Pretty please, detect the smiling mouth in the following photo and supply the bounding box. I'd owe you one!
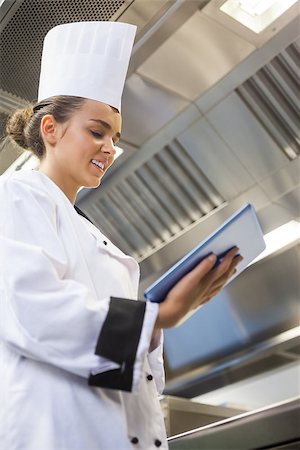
[91,159,105,172]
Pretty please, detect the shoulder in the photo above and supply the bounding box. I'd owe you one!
[0,170,56,204]
[1,169,49,192]
[0,170,59,224]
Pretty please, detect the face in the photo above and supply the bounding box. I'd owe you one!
[40,99,121,201]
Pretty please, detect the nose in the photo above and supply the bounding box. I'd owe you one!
[101,139,116,157]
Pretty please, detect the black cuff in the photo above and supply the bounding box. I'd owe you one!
[88,365,134,392]
[88,297,146,392]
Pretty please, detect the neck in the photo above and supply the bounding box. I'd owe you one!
[38,163,78,204]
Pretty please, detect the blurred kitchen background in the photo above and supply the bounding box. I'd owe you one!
[1,1,299,448]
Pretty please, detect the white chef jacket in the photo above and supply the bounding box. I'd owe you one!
[0,170,168,450]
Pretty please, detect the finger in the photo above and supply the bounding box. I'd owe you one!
[218,248,242,271]
[202,284,224,305]
[169,253,217,296]
[206,253,242,292]
[221,247,241,264]
[212,253,243,286]
[183,253,217,285]
[204,267,238,303]
[210,266,238,291]
[207,248,240,283]
[223,254,243,276]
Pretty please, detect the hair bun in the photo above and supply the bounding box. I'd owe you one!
[6,105,34,149]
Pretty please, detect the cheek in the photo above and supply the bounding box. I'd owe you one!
[68,133,91,159]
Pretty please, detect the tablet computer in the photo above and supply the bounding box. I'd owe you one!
[144,203,265,303]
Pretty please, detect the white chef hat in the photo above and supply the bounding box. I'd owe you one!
[38,21,137,111]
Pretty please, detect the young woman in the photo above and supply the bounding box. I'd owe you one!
[0,22,242,450]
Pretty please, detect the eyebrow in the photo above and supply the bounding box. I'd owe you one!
[89,119,121,139]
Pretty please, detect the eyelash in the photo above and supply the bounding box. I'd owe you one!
[91,130,118,146]
[91,131,103,138]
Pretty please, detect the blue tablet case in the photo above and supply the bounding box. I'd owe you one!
[144,203,266,303]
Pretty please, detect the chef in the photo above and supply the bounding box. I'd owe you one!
[0,21,241,450]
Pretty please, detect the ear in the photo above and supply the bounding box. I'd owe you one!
[40,114,58,145]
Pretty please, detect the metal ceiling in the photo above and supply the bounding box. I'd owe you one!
[1,0,300,398]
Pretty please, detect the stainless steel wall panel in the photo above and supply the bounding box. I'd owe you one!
[257,203,295,235]
[121,73,189,147]
[276,186,300,218]
[177,117,255,199]
[259,157,300,203]
[137,11,254,101]
[207,92,288,181]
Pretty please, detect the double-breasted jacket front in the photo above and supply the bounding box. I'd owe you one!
[0,170,168,449]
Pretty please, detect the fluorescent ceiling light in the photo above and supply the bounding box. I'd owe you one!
[239,0,279,16]
[249,220,300,266]
[220,0,298,33]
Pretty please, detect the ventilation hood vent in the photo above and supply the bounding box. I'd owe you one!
[237,42,300,160]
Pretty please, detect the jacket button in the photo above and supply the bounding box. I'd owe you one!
[131,437,139,444]
[103,240,107,245]
[154,439,162,447]
[146,374,153,381]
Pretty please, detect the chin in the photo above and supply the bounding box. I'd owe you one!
[86,178,102,189]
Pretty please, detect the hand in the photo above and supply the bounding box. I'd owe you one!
[155,248,243,328]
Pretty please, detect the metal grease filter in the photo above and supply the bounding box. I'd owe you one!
[0,0,126,101]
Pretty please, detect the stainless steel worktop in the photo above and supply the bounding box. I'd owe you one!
[160,395,244,437]
[168,396,300,449]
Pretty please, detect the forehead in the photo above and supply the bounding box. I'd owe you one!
[76,98,122,130]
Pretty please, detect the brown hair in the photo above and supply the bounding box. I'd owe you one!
[6,96,85,159]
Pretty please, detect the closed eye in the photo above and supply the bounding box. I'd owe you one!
[91,131,103,138]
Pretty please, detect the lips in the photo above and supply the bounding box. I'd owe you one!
[91,159,105,171]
